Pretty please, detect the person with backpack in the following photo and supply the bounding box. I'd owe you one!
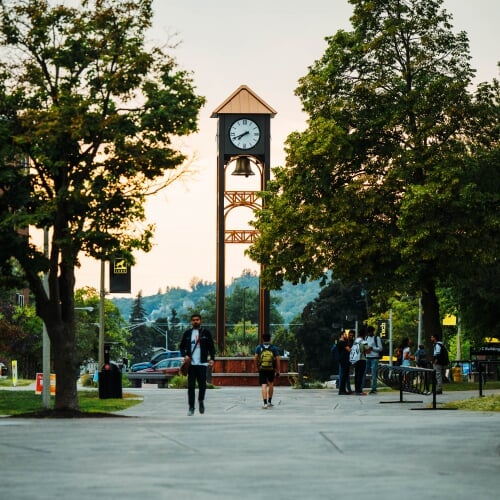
[415,344,428,368]
[431,334,449,394]
[254,333,281,409]
[351,329,371,396]
[365,326,383,394]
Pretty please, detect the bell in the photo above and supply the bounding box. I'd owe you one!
[231,157,255,177]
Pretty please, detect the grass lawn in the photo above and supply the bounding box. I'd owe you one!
[444,394,500,411]
[0,378,142,416]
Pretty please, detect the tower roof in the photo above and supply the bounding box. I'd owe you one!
[211,85,277,118]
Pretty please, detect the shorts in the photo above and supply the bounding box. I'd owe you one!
[259,370,275,385]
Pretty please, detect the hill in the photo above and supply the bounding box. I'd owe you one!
[111,276,323,326]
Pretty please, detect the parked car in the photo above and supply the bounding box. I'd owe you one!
[137,357,184,375]
[130,350,181,372]
[0,362,7,376]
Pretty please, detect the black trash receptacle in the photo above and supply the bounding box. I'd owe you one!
[98,362,123,399]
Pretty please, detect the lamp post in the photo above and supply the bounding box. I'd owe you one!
[417,298,423,347]
[243,287,249,343]
[98,260,105,369]
[42,227,50,409]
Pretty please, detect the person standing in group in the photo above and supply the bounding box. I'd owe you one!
[415,344,430,391]
[352,329,371,396]
[346,329,356,393]
[365,326,383,394]
[337,330,352,395]
[401,337,415,366]
[179,313,216,416]
[415,344,427,368]
[431,334,448,394]
[254,333,281,409]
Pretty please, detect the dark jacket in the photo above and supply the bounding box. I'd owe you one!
[337,339,350,365]
[179,328,216,364]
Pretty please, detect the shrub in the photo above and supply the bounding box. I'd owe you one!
[80,373,94,387]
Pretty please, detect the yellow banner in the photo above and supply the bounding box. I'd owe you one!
[442,314,457,326]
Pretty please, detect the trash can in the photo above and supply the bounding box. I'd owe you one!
[98,343,123,399]
[452,364,462,383]
[98,363,123,399]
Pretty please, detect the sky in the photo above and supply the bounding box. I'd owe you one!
[74,0,499,297]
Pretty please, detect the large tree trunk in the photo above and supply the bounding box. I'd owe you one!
[420,279,442,357]
[37,257,80,412]
[51,322,79,410]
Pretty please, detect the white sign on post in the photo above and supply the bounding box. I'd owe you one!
[12,360,17,387]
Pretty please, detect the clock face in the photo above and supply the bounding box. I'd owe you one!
[229,118,260,150]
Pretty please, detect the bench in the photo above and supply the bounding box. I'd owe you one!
[126,372,174,388]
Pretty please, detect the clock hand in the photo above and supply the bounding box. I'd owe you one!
[235,130,249,140]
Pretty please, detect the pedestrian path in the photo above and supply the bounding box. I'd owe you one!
[1,386,499,500]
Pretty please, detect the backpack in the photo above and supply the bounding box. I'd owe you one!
[258,345,275,371]
[436,342,449,365]
[349,341,361,365]
[415,348,427,367]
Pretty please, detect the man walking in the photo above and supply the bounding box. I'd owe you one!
[179,313,216,416]
[365,325,383,394]
[254,333,281,409]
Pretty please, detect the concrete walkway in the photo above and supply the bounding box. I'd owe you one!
[1,385,499,500]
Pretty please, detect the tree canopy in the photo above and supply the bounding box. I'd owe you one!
[248,0,499,347]
[0,0,205,410]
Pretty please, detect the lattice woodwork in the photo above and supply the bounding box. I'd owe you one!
[224,229,259,243]
[224,191,261,212]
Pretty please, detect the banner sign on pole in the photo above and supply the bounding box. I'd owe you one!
[377,320,389,338]
[109,258,131,293]
[12,360,17,387]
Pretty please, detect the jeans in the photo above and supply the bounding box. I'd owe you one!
[338,361,351,393]
[365,357,379,391]
[433,363,444,392]
[187,364,208,408]
[354,360,366,394]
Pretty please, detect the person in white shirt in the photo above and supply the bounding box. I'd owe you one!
[365,326,383,393]
[179,314,216,416]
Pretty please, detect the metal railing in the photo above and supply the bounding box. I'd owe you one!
[377,364,439,409]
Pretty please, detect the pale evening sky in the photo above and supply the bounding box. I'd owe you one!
[73,0,499,297]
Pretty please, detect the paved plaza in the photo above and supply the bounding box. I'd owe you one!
[1,385,499,500]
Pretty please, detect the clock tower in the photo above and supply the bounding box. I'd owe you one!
[211,86,276,351]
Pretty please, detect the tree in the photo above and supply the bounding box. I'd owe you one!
[0,303,43,378]
[248,0,498,355]
[127,291,154,363]
[296,281,368,381]
[169,308,182,349]
[74,286,130,367]
[0,0,205,410]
